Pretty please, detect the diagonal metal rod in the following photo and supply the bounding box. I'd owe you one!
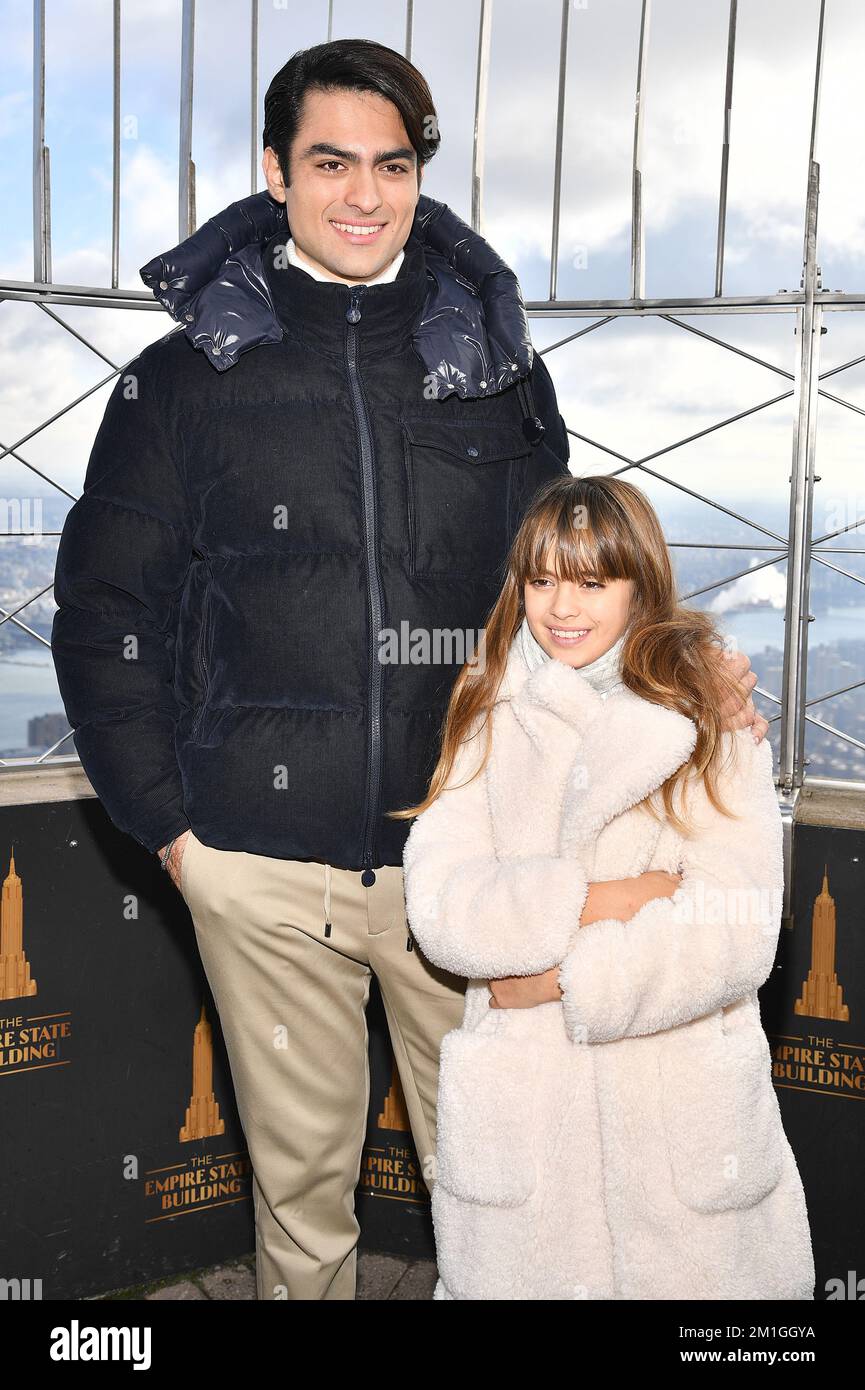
[538,318,616,356]
[0,365,123,463]
[808,552,865,587]
[803,711,865,755]
[807,677,865,706]
[661,312,793,380]
[36,302,120,369]
[0,592,54,647]
[0,441,78,501]
[812,515,865,545]
[679,552,788,603]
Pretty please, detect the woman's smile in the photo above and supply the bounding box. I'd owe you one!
[546,625,593,648]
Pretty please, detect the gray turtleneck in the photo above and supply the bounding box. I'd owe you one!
[517,614,626,699]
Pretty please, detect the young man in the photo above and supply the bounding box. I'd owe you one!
[51,39,766,1300]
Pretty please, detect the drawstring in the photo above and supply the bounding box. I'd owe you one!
[319,862,413,951]
[516,375,546,446]
[323,863,332,937]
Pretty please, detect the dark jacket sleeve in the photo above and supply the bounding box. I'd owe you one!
[529,348,570,471]
[51,345,193,854]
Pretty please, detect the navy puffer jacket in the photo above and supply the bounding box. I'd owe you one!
[51,193,570,877]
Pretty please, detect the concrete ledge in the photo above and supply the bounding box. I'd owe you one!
[0,760,96,807]
[794,783,865,831]
[3,761,865,833]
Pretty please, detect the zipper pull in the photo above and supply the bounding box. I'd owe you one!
[345,285,364,324]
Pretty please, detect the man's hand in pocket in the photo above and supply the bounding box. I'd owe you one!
[157,830,192,893]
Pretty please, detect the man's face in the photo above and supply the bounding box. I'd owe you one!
[262,86,424,285]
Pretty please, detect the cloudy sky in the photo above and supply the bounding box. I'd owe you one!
[1,0,864,546]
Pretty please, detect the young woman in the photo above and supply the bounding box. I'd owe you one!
[396,475,815,1301]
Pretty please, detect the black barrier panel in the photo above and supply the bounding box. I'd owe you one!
[2,798,860,1300]
[759,822,865,1303]
[0,797,433,1301]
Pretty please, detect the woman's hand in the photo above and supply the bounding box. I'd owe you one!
[488,870,684,1009]
[488,967,563,1009]
[580,870,682,926]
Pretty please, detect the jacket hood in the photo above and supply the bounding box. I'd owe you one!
[139,191,538,408]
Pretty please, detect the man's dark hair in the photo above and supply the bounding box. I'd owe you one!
[263,38,440,187]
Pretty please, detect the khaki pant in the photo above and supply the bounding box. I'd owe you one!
[180,828,467,1300]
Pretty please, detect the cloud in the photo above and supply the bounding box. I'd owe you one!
[708,560,788,614]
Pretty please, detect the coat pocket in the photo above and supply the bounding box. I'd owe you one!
[399,416,531,576]
[658,1017,785,1213]
[435,1026,538,1207]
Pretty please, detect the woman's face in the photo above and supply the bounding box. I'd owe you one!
[523,555,634,669]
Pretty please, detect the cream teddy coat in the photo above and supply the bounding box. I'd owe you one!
[402,637,815,1300]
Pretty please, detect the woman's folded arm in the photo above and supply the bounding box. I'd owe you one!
[557,730,784,1044]
[402,726,591,979]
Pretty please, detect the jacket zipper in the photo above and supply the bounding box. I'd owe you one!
[345,285,382,886]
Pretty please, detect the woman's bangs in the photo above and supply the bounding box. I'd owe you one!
[516,502,622,586]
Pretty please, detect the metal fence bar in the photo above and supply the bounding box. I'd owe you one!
[630,0,651,300]
[178,0,196,239]
[250,0,258,195]
[111,0,121,288]
[32,0,50,285]
[405,0,414,61]
[524,292,865,313]
[6,280,865,313]
[714,0,737,297]
[778,0,827,794]
[548,0,571,302]
[471,0,493,233]
[5,0,864,795]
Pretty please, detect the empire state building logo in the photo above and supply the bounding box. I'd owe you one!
[377,1056,410,1132]
[179,1003,225,1142]
[794,866,849,1022]
[0,848,37,1000]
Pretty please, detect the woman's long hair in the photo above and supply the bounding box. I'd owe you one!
[388,474,752,835]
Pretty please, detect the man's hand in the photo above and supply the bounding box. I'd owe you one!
[157,830,192,893]
[715,647,768,744]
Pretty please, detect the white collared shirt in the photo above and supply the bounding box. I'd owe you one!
[286,236,405,285]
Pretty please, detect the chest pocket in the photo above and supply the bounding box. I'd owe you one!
[400,415,532,575]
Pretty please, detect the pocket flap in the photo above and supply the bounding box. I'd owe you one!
[435,1026,537,1207]
[401,417,532,465]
